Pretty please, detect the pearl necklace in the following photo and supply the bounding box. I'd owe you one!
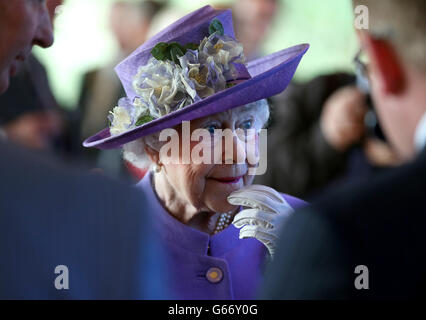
[213,212,233,235]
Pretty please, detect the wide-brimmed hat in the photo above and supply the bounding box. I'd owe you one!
[83,5,309,150]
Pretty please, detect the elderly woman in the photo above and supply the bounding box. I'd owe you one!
[84,6,309,299]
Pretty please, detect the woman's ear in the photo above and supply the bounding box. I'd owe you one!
[144,144,160,164]
[362,33,406,95]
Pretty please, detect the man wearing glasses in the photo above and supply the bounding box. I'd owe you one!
[262,0,426,299]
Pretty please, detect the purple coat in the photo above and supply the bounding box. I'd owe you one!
[136,172,306,299]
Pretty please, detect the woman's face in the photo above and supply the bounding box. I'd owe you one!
[158,102,268,214]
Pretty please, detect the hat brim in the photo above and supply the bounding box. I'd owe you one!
[83,43,309,150]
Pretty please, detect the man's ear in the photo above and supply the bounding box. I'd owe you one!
[144,144,160,164]
[362,33,405,95]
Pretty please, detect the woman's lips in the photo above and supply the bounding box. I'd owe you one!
[211,176,243,184]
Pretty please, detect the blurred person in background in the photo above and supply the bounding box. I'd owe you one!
[262,0,426,299]
[255,72,401,199]
[78,0,165,180]
[0,0,165,299]
[233,0,278,60]
[145,1,185,39]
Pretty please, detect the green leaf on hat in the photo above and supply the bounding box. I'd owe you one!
[151,42,171,61]
[135,114,155,126]
[184,43,199,51]
[169,42,185,53]
[209,18,224,36]
[169,42,185,64]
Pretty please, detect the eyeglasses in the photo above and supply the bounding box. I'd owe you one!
[353,49,387,141]
[353,49,371,94]
[196,128,260,148]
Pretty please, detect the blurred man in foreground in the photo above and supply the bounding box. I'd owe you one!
[262,0,426,299]
[0,0,164,299]
[0,0,53,93]
[0,1,65,153]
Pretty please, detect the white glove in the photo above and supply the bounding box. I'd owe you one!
[227,185,294,259]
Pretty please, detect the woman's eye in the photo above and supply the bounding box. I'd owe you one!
[205,124,220,134]
[240,120,253,130]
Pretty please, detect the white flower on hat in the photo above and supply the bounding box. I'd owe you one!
[109,97,150,135]
[179,49,218,98]
[109,105,132,136]
[199,33,245,81]
[133,58,196,118]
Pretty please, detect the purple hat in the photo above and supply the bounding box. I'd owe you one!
[83,5,309,150]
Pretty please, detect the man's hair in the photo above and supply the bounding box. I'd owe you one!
[353,0,426,73]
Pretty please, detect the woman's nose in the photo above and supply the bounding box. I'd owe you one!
[234,134,247,164]
[222,130,246,164]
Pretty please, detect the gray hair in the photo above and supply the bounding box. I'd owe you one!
[122,99,270,170]
[352,0,426,73]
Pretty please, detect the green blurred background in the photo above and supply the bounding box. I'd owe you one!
[34,0,358,110]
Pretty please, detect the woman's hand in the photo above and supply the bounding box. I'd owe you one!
[227,185,294,259]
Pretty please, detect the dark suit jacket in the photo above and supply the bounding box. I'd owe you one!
[261,149,426,299]
[0,141,166,299]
